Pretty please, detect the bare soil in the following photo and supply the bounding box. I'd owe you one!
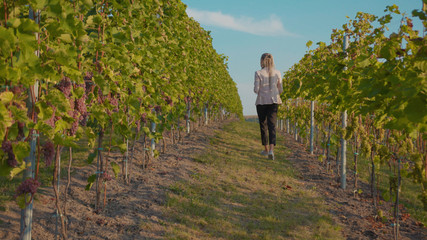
[0,119,229,240]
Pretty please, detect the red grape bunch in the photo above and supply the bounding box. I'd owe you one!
[17,122,25,141]
[15,178,40,198]
[84,72,95,94]
[56,77,72,98]
[1,140,18,167]
[184,96,191,104]
[108,95,119,112]
[42,141,55,167]
[70,110,80,136]
[163,95,173,107]
[141,112,147,124]
[101,172,112,182]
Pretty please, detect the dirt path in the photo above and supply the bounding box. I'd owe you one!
[282,132,427,240]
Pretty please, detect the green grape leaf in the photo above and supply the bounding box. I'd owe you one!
[7,18,21,28]
[8,123,19,141]
[87,151,97,164]
[34,0,48,10]
[18,19,39,33]
[58,34,72,43]
[0,28,17,53]
[16,194,27,209]
[9,162,28,179]
[414,60,427,72]
[82,0,94,8]
[0,91,14,104]
[85,174,97,191]
[0,159,13,177]
[404,97,426,123]
[9,105,28,123]
[110,162,120,179]
[12,142,30,164]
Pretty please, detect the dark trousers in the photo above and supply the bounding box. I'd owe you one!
[256,104,278,146]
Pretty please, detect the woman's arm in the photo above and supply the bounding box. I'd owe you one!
[254,71,260,94]
[277,71,283,95]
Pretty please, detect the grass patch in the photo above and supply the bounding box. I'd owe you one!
[163,120,343,239]
[351,153,427,225]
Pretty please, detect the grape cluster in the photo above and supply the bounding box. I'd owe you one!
[141,113,147,123]
[184,96,191,104]
[154,105,162,113]
[55,115,62,122]
[84,72,95,94]
[11,85,25,96]
[45,115,55,128]
[15,178,40,197]
[79,114,88,126]
[76,92,89,127]
[109,95,119,112]
[75,97,87,116]
[42,141,55,167]
[45,105,57,128]
[2,140,17,167]
[71,84,89,132]
[97,88,107,104]
[101,172,112,182]
[17,121,25,141]
[84,71,93,81]
[56,77,72,98]
[69,110,79,135]
[163,95,173,107]
[69,98,75,112]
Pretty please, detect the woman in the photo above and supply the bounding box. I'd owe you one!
[254,53,283,160]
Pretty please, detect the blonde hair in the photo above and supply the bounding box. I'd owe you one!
[260,53,275,90]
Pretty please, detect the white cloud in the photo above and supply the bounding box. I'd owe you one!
[186,8,297,37]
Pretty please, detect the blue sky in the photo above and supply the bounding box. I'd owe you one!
[181,0,425,116]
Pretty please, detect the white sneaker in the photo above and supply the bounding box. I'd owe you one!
[260,150,268,156]
[268,151,274,160]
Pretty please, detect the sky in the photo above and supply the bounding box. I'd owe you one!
[180,0,425,116]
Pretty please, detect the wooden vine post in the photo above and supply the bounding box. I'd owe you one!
[150,110,156,158]
[310,101,315,155]
[186,100,191,134]
[204,102,209,125]
[340,34,349,190]
[20,7,40,240]
[294,99,298,141]
[286,103,290,134]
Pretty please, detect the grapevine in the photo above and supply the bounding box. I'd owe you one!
[280,4,426,238]
[0,0,242,239]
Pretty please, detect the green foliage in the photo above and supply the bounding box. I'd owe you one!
[0,0,242,210]
[85,174,97,191]
[110,162,120,179]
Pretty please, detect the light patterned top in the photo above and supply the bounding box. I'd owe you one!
[254,68,283,105]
